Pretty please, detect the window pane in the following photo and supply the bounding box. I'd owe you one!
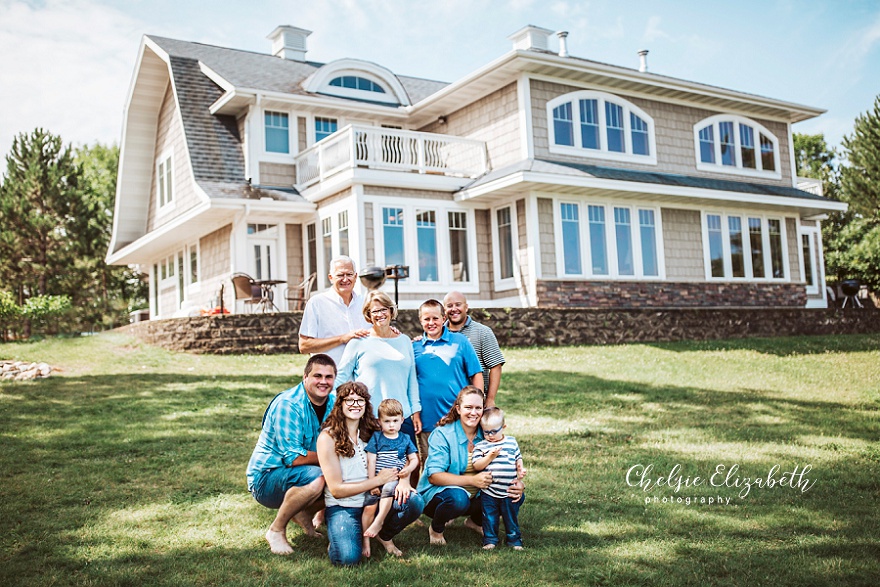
[383,208,405,266]
[416,210,438,282]
[497,207,514,280]
[579,99,600,149]
[606,102,625,153]
[178,252,185,305]
[631,114,650,156]
[707,214,724,277]
[699,126,715,164]
[748,217,765,278]
[553,103,574,146]
[740,124,756,169]
[760,134,775,171]
[588,205,608,275]
[768,219,784,278]
[802,234,815,287]
[190,248,198,284]
[639,209,658,276]
[448,211,470,282]
[315,117,337,142]
[322,217,332,273]
[338,211,349,257]
[265,111,289,153]
[306,223,317,287]
[728,216,745,277]
[560,203,582,275]
[719,121,735,166]
[614,207,633,275]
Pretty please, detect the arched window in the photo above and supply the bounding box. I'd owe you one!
[547,91,656,165]
[328,75,386,94]
[694,115,780,178]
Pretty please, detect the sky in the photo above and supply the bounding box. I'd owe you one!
[1,0,879,163]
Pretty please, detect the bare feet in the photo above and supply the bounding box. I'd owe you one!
[428,527,447,545]
[445,518,456,527]
[464,518,484,536]
[265,528,294,555]
[311,509,325,530]
[377,536,403,557]
[363,520,383,538]
[293,511,322,538]
[482,543,496,550]
[513,545,524,551]
[362,536,371,558]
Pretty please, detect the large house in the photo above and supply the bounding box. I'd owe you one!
[107,24,846,317]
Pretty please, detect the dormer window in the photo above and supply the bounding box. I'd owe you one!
[547,91,656,165]
[329,76,386,94]
[694,115,780,178]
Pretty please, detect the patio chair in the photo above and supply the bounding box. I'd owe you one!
[285,272,317,311]
[231,273,262,313]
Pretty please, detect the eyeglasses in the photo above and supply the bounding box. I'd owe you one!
[333,272,355,280]
[370,308,390,316]
[344,397,366,407]
[483,425,504,436]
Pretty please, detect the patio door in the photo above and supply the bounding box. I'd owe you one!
[800,227,820,296]
[249,240,276,281]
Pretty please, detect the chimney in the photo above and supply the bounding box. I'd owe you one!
[638,49,649,73]
[508,25,554,52]
[557,31,569,57]
[267,25,312,61]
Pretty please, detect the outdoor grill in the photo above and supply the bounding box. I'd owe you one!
[840,279,863,308]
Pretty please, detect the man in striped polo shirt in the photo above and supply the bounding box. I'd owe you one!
[443,291,505,407]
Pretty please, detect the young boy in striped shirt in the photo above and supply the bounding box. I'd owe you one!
[472,407,525,550]
[363,399,419,542]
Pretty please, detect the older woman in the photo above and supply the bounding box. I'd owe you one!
[317,381,424,565]
[416,386,524,545]
[335,290,421,450]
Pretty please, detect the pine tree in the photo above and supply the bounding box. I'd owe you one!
[840,96,880,217]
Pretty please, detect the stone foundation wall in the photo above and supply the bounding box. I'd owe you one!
[122,307,880,355]
[537,280,807,308]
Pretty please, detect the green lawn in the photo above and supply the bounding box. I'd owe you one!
[1,333,878,586]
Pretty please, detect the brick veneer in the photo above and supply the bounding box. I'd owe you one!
[123,307,880,355]
[537,280,808,308]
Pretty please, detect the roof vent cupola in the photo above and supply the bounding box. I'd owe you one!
[508,25,554,52]
[268,25,312,61]
[638,49,649,73]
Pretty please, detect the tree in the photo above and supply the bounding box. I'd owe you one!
[840,96,880,217]
[0,130,146,336]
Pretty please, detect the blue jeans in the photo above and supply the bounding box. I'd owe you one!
[424,487,482,533]
[482,493,524,547]
[326,492,425,566]
[251,465,323,509]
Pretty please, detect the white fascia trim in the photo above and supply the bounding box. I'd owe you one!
[199,62,234,94]
[209,86,410,119]
[303,58,411,106]
[525,194,541,303]
[208,197,316,214]
[108,200,212,265]
[299,169,467,203]
[517,74,534,160]
[458,170,850,212]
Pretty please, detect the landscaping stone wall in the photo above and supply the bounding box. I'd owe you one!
[122,307,880,355]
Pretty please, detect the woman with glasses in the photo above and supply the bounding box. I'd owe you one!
[416,386,523,546]
[317,381,424,565]
[335,290,421,466]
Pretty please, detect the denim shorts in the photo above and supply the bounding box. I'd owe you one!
[252,465,323,509]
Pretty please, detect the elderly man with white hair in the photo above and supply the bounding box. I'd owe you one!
[298,256,371,366]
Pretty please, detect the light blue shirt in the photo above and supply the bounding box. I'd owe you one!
[245,382,335,491]
[335,334,421,419]
[417,420,484,505]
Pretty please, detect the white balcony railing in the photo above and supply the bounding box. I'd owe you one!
[295,125,488,191]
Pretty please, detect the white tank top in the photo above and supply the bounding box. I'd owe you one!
[324,437,368,508]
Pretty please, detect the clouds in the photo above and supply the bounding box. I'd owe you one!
[0,0,142,157]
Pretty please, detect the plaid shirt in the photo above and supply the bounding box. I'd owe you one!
[246,382,335,491]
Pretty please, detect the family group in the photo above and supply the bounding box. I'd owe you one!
[246,256,526,565]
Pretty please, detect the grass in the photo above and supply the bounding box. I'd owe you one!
[1,332,879,586]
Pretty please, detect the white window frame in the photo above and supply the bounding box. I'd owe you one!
[547,90,657,165]
[185,242,200,294]
[490,203,520,291]
[313,115,339,144]
[693,114,782,179]
[156,150,174,210]
[322,73,398,104]
[263,109,295,160]
[553,198,665,280]
[370,198,479,294]
[799,224,821,296]
[701,211,790,281]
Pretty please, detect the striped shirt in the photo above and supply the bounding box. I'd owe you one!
[453,317,505,391]
[365,431,417,473]
[472,436,522,499]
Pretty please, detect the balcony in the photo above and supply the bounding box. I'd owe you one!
[294,125,488,192]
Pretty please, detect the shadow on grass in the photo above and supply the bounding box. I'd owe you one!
[1,370,878,586]
[643,332,880,357]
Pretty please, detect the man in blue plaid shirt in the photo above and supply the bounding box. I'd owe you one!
[247,354,337,555]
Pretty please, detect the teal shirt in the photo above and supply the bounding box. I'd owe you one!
[417,420,484,505]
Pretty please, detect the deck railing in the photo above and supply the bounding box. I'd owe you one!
[295,125,488,190]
